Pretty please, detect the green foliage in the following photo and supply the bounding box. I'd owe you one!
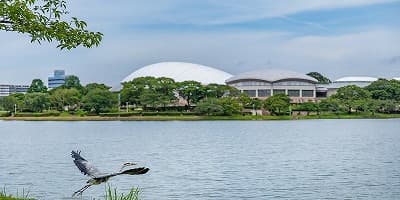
[237,93,252,108]
[82,88,118,114]
[194,98,224,116]
[263,94,290,115]
[23,92,50,112]
[205,84,239,98]
[0,187,34,200]
[176,80,205,107]
[293,102,319,115]
[306,72,331,84]
[365,79,400,101]
[121,77,177,110]
[49,88,81,111]
[14,111,60,117]
[218,97,242,115]
[84,83,111,94]
[332,85,371,113]
[0,95,17,111]
[0,0,102,49]
[105,186,140,200]
[27,79,47,93]
[319,98,341,113]
[62,75,83,91]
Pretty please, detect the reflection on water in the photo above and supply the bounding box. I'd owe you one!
[0,119,400,199]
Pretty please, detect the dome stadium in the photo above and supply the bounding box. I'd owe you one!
[121,62,233,85]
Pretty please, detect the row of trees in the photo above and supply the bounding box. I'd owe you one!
[0,76,117,114]
[120,76,240,110]
[1,76,399,116]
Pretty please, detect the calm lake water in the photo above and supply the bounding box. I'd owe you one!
[0,119,399,200]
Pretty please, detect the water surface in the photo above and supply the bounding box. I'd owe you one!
[0,119,399,199]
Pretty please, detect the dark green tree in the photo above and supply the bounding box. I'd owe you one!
[263,94,290,115]
[0,95,17,112]
[28,79,47,93]
[194,98,224,116]
[295,102,319,115]
[23,92,50,112]
[0,0,102,49]
[62,75,83,91]
[84,83,111,94]
[82,89,117,114]
[218,97,242,116]
[49,88,81,111]
[365,79,400,101]
[319,98,341,113]
[120,77,157,106]
[332,85,371,113]
[307,72,331,84]
[177,80,205,108]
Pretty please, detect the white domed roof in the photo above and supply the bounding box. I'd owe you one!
[334,76,377,82]
[122,62,232,85]
[394,77,400,81]
[226,69,317,83]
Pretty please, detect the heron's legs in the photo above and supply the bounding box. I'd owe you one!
[72,184,92,197]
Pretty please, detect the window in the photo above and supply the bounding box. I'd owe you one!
[302,90,314,97]
[257,89,271,97]
[243,90,256,97]
[288,90,300,97]
[273,89,286,95]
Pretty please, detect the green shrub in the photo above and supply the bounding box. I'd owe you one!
[0,111,11,117]
[105,185,140,200]
[14,111,60,117]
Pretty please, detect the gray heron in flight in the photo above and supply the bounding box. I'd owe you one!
[71,150,149,196]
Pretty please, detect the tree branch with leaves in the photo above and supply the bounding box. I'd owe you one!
[0,0,102,49]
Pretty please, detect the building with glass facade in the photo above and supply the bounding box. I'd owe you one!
[0,84,29,97]
[48,70,67,89]
[225,69,318,103]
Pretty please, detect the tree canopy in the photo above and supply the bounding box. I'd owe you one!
[0,0,102,49]
[28,78,47,93]
[307,72,331,84]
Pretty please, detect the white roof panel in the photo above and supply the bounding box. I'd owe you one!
[226,69,317,83]
[122,62,233,85]
[334,76,377,82]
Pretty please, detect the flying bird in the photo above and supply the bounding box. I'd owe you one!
[71,150,149,196]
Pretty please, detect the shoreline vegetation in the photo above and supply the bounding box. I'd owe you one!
[1,112,399,121]
[0,186,140,200]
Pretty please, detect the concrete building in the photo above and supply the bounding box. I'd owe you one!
[48,70,67,89]
[0,84,29,97]
[326,76,378,96]
[122,62,233,85]
[225,69,318,103]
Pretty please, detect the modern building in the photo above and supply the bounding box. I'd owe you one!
[326,76,378,96]
[225,69,318,103]
[0,84,29,97]
[48,70,67,89]
[121,62,233,85]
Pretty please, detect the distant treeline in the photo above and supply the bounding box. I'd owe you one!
[0,76,399,116]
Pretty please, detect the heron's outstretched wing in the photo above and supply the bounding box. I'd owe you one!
[97,167,150,179]
[71,150,102,178]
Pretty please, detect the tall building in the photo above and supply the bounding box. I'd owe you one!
[0,84,29,97]
[48,70,66,89]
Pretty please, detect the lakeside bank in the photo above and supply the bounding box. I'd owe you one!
[1,113,400,121]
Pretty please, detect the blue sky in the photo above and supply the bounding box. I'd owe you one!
[0,0,399,86]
